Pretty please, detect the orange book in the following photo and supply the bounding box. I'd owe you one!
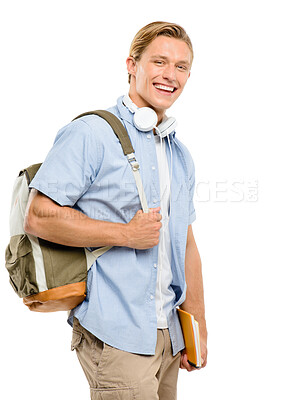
[177,308,202,368]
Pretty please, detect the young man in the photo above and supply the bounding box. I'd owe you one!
[24,21,207,399]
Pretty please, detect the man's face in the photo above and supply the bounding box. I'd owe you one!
[127,35,192,118]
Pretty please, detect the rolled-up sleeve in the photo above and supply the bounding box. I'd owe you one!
[187,155,196,225]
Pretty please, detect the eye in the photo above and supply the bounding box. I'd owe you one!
[177,65,187,71]
[154,60,164,65]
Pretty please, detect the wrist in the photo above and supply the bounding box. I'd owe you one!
[116,222,131,247]
[198,319,208,343]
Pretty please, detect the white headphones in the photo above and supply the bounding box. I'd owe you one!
[122,94,177,138]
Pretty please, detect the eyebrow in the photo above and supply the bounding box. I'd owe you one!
[150,54,191,66]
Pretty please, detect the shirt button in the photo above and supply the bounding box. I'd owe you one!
[147,134,151,139]
[153,198,157,203]
[154,263,157,268]
[152,166,156,170]
[150,295,154,300]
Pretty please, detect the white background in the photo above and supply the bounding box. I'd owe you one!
[1,0,281,399]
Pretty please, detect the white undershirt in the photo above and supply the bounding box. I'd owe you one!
[154,134,176,328]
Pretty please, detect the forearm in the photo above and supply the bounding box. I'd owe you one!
[180,226,207,340]
[24,191,128,248]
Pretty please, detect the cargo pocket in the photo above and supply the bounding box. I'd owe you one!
[5,234,38,298]
[71,330,84,351]
[90,387,135,399]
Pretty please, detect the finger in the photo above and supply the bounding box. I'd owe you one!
[147,210,162,222]
[153,212,163,222]
[149,207,161,213]
[182,353,196,372]
[182,353,190,369]
[179,356,185,369]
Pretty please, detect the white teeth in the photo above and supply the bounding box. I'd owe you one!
[154,84,174,92]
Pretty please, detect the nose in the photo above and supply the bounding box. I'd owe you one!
[162,63,176,82]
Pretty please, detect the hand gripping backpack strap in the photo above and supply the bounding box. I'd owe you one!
[72,110,149,268]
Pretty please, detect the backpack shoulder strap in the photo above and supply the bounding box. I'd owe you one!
[20,163,42,185]
[73,109,149,214]
[72,110,134,156]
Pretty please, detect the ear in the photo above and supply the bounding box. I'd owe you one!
[126,57,137,77]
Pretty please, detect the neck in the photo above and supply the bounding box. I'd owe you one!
[128,88,165,125]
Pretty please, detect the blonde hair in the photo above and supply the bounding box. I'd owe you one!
[128,21,193,83]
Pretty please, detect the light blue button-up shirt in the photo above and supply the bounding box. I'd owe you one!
[30,96,196,356]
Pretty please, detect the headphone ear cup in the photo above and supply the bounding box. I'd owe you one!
[134,107,158,132]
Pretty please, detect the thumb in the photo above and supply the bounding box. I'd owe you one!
[134,209,143,217]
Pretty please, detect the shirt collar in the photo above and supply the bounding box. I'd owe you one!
[116,95,135,126]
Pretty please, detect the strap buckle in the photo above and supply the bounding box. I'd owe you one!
[127,153,140,171]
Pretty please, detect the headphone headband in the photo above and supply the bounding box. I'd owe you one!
[122,94,138,113]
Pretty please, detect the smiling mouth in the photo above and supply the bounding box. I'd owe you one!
[153,83,177,93]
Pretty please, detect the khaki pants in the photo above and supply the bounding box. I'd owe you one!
[71,318,181,399]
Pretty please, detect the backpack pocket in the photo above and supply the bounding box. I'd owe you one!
[5,234,39,298]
